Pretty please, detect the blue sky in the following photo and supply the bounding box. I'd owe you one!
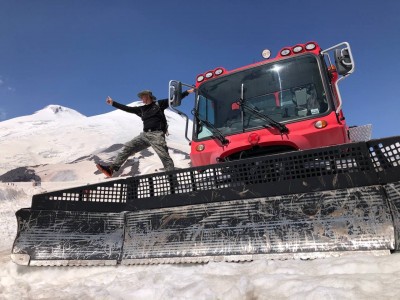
[1,0,400,138]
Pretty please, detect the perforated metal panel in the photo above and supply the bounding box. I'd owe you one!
[349,124,372,142]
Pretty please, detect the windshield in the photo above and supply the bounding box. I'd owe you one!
[195,54,329,140]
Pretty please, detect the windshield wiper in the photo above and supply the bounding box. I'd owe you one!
[237,84,289,134]
[237,99,289,134]
[192,109,229,145]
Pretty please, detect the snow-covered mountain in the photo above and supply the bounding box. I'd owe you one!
[0,103,192,183]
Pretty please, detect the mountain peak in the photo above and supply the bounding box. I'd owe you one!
[44,105,69,114]
[34,105,86,118]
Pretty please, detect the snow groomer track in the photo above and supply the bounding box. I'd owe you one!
[11,136,400,266]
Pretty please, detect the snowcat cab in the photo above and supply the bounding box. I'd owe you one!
[170,42,370,167]
[11,42,400,267]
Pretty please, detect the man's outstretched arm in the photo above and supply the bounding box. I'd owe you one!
[106,96,141,115]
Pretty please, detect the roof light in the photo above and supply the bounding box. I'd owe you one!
[214,68,224,76]
[293,45,303,53]
[280,48,291,56]
[314,120,328,129]
[205,71,213,79]
[305,43,316,50]
[262,49,271,59]
[197,75,205,82]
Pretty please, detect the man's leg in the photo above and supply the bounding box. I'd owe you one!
[146,131,175,171]
[146,131,178,193]
[112,133,150,170]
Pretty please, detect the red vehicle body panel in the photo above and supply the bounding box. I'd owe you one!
[190,111,349,166]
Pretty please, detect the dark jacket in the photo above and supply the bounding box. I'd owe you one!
[112,91,189,132]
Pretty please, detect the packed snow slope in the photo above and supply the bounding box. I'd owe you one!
[1,104,400,299]
[0,103,192,183]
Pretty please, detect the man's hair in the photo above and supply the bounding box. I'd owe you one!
[137,90,156,100]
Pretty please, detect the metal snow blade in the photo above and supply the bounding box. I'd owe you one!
[12,210,124,266]
[121,185,395,265]
[11,136,400,266]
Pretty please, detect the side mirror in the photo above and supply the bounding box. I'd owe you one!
[334,48,353,76]
[169,80,183,107]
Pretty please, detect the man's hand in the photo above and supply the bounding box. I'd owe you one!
[187,89,195,94]
[106,96,113,105]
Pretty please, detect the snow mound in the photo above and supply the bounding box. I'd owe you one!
[0,183,27,201]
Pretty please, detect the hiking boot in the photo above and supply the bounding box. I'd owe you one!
[96,164,114,178]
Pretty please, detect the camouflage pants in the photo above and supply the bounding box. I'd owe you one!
[112,131,175,171]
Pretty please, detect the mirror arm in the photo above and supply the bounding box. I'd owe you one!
[333,75,347,114]
[168,80,195,142]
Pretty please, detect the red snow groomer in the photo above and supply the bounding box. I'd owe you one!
[12,42,400,266]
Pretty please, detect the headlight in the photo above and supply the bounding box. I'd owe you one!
[196,144,205,151]
[314,120,328,129]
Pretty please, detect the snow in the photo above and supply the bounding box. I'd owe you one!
[1,105,400,299]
